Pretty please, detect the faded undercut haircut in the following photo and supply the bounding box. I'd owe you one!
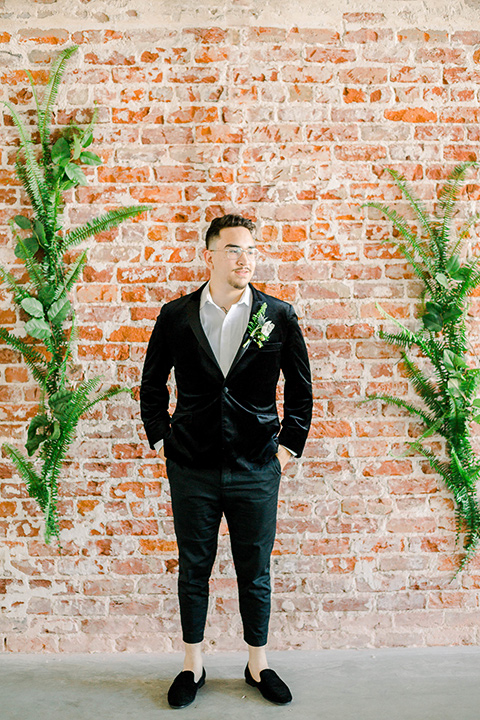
[205,214,256,249]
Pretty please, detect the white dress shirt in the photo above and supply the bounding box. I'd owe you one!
[199,282,252,376]
[154,283,294,457]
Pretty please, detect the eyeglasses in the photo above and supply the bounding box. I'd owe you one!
[210,246,258,259]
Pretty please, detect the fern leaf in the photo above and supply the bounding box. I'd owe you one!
[61,206,150,251]
[379,329,417,350]
[64,251,87,292]
[363,200,435,276]
[438,162,478,246]
[365,393,437,425]
[459,212,480,241]
[0,266,31,303]
[401,353,445,415]
[3,443,47,509]
[80,386,131,415]
[0,328,48,385]
[383,168,439,252]
[1,101,49,223]
[38,45,79,147]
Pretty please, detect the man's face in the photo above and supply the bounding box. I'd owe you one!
[204,226,256,291]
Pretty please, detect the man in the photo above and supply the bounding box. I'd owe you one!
[140,214,312,708]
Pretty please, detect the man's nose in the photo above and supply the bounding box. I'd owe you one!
[237,250,249,263]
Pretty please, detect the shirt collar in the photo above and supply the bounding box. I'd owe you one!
[200,282,251,311]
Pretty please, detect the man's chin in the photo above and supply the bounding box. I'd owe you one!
[229,275,251,290]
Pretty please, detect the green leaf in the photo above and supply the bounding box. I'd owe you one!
[25,317,52,340]
[425,301,442,315]
[447,378,463,397]
[443,349,456,369]
[50,420,61,442]
[49,389,74,421]
[436,272,450,288]
[47,296,70,324]
[83,132,93,148]
[446,255,461,276]
[38,286,56,306]
[32,219,46,247]
[444,349,467,369]
[443,307,463,324]
[20,297,44,318]
[422,313,443,332]
[65,162,87,186]
[79,151,102,166]
[51,136,70,163]
[472,399,480,408]
[14,215,32,230]
[472,415,480,423]
[26,414,51,456]
[15,237,39,259]
[72,133,83,160]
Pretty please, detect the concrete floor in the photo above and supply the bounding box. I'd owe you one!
[1,647,480,719]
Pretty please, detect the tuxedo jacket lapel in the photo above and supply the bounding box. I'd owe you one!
[186,284,223,375]
[226,285,264,379]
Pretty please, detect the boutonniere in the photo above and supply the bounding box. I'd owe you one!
[243,302,275,348]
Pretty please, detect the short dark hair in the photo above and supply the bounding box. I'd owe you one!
[205,214,256,248]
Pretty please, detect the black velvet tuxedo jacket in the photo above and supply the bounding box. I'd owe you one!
[140,283,313,470]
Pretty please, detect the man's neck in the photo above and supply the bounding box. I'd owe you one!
[208,280,247,313]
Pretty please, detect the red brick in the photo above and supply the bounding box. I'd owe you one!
[18,29,69,45]
[343,12,386,23]
[305,48,356,63]
[385,107,437,123]
[339,67,387,84]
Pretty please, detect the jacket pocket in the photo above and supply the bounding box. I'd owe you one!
[258,342,282,352]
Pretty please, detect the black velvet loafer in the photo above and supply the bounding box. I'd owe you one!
[245,664,293,705]
[167,667,206,709]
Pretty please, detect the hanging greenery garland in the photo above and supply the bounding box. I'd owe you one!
[363,163,480,574]
[0,46,150,545]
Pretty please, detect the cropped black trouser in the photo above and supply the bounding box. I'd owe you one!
[165,455,282,647]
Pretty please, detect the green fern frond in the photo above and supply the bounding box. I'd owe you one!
[363,200,435,278]
[0,328,48,385]
[383,168,439,253]
[438,162,478,246]
[2,101,49,223]
[64,251,87,292]
[378,329,418,350]
[459,212,480,241]
[61,205,150,251]
[401,353,444,415]
[3,443,47,509]
[38,45,79,148]
[80,386,131,415]
[0,266,31,303]
[365,393,436,426]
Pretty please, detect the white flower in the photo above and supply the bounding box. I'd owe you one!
[261,321,274,338]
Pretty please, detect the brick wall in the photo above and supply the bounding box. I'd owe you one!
[1,1,480,652]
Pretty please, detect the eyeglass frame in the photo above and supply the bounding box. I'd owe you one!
[208,244,259,260]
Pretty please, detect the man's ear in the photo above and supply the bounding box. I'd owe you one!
[203,247,214,270]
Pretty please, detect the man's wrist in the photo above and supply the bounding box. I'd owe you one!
[154,439,164,452]
[279,444,296,457]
